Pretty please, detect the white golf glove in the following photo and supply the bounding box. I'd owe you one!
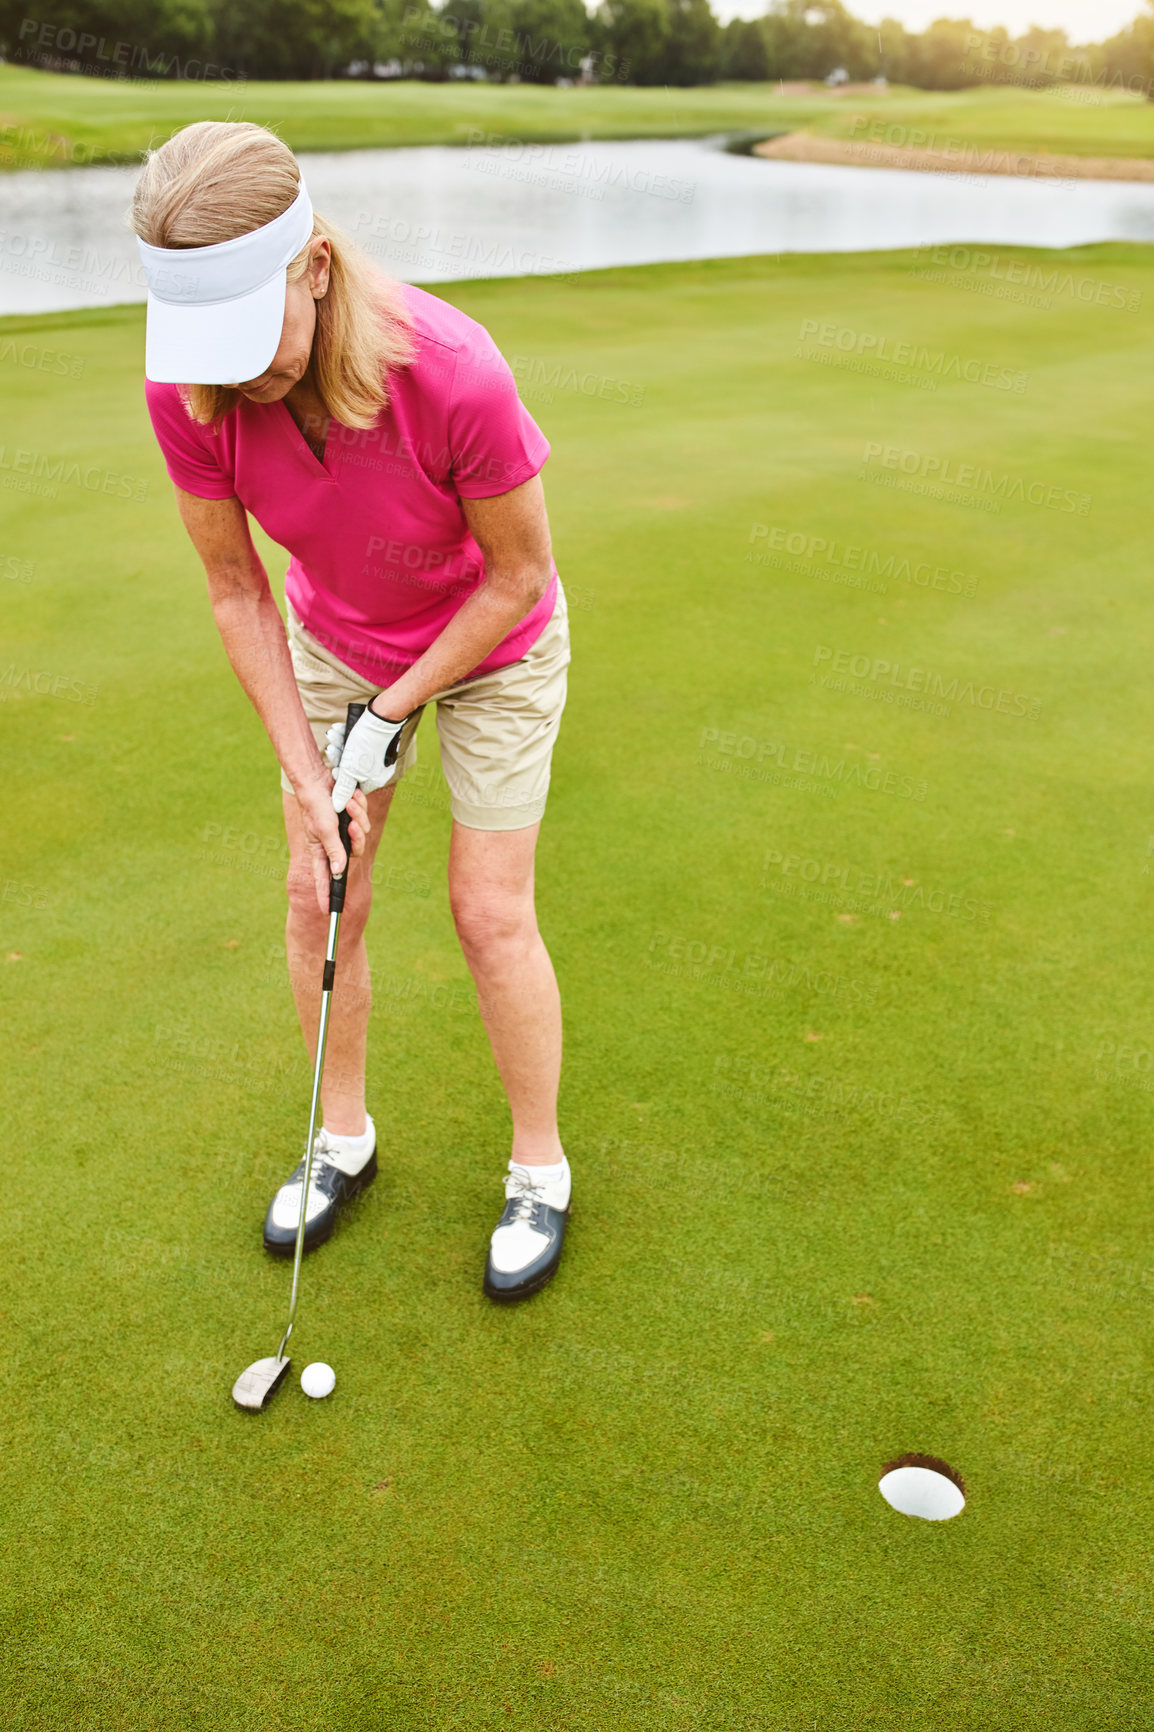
[327,703,410,812]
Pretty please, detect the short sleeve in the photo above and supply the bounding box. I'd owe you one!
[447,337,550,499]
[144,379,236,499]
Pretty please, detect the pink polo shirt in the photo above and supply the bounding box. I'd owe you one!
[144,283,557,685]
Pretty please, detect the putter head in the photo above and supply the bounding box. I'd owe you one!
[232,1355,291,1412]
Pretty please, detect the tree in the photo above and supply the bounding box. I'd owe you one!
[1097,2,1154,99]
[0,0,213,75]
[761,0,874,83]
[209,0,379,78]
[383,0,458,76]
[1014,26,1071,85]
[719,16,770,81]
[873,15,914,84]
[0,0,1132,89]
[591,0,669,85]
[508,0,591,82]
[432,0,508,77]
[652,0,718,85]
[904,17,982,91]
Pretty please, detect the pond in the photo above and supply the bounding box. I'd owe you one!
[3,133,1154,315]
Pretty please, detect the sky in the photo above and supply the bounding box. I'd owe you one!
[853,0,1139,32]
[714,0,1143,37]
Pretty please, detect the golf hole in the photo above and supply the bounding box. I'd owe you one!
[878,1453,966,1521]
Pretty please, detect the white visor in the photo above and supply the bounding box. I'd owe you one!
[137,179,314,385]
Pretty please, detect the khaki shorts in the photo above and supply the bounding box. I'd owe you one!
[280,578,571,831]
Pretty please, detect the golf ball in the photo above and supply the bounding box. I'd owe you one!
[300,1362,336,1399]
[878,1463,965,1521]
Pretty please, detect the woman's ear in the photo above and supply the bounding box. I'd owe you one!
[310,236,331,300]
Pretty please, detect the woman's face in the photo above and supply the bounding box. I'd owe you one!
[236,236,330,401]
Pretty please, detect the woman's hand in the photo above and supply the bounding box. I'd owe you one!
[327,707,409,811]
[295,773,371,914]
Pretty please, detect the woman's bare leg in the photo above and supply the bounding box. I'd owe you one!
[447,820,564,1166]
[281,782,397,1135]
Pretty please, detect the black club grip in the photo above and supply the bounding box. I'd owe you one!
[329,700,367,914]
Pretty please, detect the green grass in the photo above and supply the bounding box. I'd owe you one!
[6,62,1154,171]
[805,80,1154,160]
[3,243,1154,1727]
[0,62,827,167]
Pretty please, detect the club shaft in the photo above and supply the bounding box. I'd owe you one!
[277,907,341,1359]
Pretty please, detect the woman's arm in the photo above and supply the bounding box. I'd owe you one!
[172,487,368,903]
[368,473,555,721]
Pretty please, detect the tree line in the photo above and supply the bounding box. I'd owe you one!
[3,0,1154,91]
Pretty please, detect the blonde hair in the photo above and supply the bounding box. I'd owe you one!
[129,120,414,428]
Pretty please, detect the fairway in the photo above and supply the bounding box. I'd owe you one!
[7,63,1154,169]
[0,62,829,165]
[799,81,1154,162]
[3,243,1154,1726]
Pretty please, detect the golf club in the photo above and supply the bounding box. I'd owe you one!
[232,699,367,1412]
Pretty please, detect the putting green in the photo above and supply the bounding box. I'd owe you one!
[2,245,1153,1727]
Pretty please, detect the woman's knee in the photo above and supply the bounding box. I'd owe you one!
[343,877,373,941]
[451,886,535,964]
[286,861,322,927]
[286,860,373,937]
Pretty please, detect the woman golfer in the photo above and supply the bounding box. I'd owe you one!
[133,121,572,1301]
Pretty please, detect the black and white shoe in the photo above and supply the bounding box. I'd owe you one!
[262,1121,377,1256]
[483,1158,571,1301]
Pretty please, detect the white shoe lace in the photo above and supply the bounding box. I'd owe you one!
[503,1169,546,1222]
[281,1130,339,1197]
[304,1128,341,1172]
